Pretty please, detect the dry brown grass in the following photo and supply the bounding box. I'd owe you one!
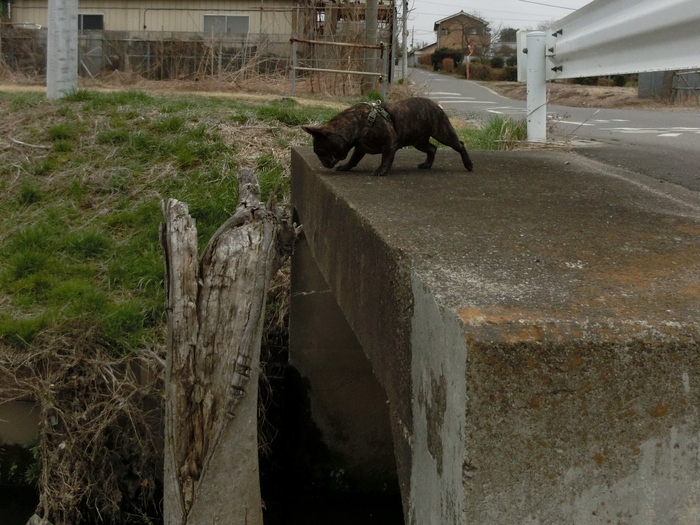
[0,343,163,524]
[489,81,700,111]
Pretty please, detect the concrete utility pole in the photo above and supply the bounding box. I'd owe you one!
[401,0,408,80]
[363,0,378,93]
[46,0,78,99]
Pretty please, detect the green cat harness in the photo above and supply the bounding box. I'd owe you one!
[364,101,392,126]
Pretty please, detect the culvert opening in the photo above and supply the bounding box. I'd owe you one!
[259,345,404,525]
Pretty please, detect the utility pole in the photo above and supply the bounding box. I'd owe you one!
[46,0,78,99]
[401,0,408,79]
[363,0,378,93]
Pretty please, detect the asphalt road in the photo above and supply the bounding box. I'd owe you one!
[408,68,700,193]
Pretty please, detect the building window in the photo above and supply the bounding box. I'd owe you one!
[78,14,104,31]
[203,15,250,37]
[441,28,449,35]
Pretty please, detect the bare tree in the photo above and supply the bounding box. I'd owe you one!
[453,18,491,60]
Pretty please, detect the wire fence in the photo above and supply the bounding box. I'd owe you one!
[1,27,291,80]
[0,4,397,96]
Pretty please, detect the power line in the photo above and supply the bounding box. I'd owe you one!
[415,0,561,16]
[411,11,556,23]
[518,0,577,10]
[413,11,556,20]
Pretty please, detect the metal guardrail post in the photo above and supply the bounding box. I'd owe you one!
[525,31,546,143]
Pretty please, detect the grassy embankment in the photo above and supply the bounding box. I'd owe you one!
[0,90,337,355]
[0,90,338,522]
[0,90,524,354]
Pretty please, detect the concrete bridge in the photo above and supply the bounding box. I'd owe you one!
[290,147,700,524]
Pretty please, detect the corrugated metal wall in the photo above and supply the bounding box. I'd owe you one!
[10,0,294,33]
[638,70,700,102]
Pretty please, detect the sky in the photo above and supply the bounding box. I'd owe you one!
[406,0,593,47]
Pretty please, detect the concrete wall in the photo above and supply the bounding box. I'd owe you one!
[291,146,700,524]
[409,276,468,523]
[290,234,398,491]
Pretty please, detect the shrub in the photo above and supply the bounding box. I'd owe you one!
[503,66,518,82]
[468,61,490,81]
[490,56,505,68]
[418,52,432,66]
[612,75,626,87]
[431,48,463,70]
[574,76,598,85]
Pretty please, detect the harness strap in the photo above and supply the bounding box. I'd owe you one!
[364,101,392,127]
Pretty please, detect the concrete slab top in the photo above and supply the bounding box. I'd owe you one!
[294,147,700,342]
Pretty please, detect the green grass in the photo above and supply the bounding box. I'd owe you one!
[458,115,528,150]
[17,181,43,206]
[359,90,383,102]
[48,122,80,141]
[0,312,51,349]
[255,97,337,126]
[0,89,334,356]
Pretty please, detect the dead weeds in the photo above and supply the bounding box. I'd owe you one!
[0,343,163,525]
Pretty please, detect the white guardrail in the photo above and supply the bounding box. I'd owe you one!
[518,0,700,141]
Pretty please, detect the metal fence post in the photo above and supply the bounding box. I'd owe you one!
[291,38,297,96]
[381,42,387,101]
[526,31,546,142]
[217,41,222,92]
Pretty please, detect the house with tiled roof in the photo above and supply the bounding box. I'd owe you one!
[433,11,490,57]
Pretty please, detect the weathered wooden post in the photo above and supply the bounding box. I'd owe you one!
[160,168,299,525]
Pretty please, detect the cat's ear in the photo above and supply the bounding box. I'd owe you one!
[302,125,328,138]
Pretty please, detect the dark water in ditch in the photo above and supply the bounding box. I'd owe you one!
[264,493,405,524]
[1,490,403,525]
[1,348,404,525]
[2,489,404,525]
[1,486,39,525]
[260,353,405,525]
